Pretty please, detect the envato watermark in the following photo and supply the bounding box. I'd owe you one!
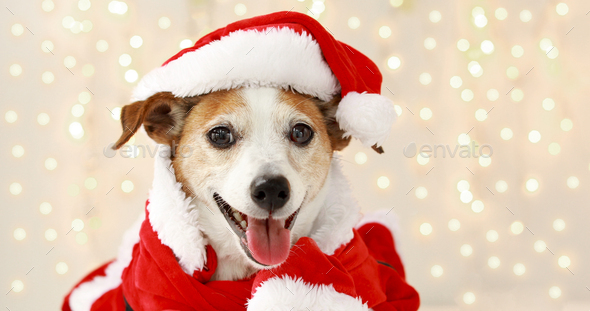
[103,142,194,158]
[403,141,493,158]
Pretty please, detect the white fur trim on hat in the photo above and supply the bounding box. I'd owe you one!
[132,27,340,102]
[335,92,396,147]
[247,276,368,311]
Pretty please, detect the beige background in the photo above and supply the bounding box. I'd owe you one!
[2,0,589,310]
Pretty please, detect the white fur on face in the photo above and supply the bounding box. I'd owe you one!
[175,87,333,280]
[220,88,308,219]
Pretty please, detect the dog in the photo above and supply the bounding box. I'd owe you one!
[112,87,351,281]
[64,11,420,311]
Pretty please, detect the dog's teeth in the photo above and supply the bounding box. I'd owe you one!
[240,220,247,229]
[233,212,243,222]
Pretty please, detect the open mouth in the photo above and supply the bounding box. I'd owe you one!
[213,193,300,266]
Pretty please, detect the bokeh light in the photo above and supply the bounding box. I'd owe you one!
[553,219,565,231]
[495,8,507,20]
[528,130,541,143]
[45,228,57,241]
[12,145,24,158]
[511,221,524,234]
[450,76,462,88]
[119,54,132,67]
[387,56,401,70]
[429,10,441,23]
[354,152,367,164]
[68,184,80,197]
[511,45,524,58]
[45,158,57,170]
[10,182,22,195]
[513,263,526,276]
[460,190,473,203]
[234,3,247,16]
[415,187,428,199]
[526,178,539,192]
[377,176,390,189]
[420,223,432,235]
[13,228,26,240]
[130,35,143,48]
[486,230,498,242]
[480,40,494,54]
[488,256,501,269]
[11,280,24,292]
[460,244,472,257]
[500,128,513,140]
[461,89,474,102]
[566,176,579,189]
[348,17,360,29]
[424,37,436,50]
[471,200,484,213]
[487,89,499,101]
[56,262,68,274]
[457,180,469,192]
[558,256,570,268]
[495,180,508,193]
[420,108,432,120]
[556,3,569,15]
[520,10,532,22]
[125,70,138,83]
[549,286,561,299]
[431,265,443,277]
[534,240,546,253]
[378,26,392,38]
[560,119,573,131]
[419,73,432,85]
[448,219,460,231]
[122,180,134,193]
[40,202,52,215]
[463,292,475,304]
[108,1,128,14]
[542,98,555,111]
[457,39,470,52]
[158,16,171,29]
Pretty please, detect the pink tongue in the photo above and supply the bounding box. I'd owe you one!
[246,216,291,266]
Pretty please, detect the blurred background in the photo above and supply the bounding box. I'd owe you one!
[2,0,589,310]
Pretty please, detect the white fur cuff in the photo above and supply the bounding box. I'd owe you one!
[247,276,368,311]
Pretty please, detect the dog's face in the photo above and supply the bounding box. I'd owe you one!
[175,88,336,267]
[114,87,351,278]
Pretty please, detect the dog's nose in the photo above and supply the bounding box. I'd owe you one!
[250,175,290,212]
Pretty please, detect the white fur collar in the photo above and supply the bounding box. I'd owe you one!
[147,147,208,274]
[148,146,361,274]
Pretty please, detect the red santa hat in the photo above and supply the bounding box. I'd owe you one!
[132,11,396,148]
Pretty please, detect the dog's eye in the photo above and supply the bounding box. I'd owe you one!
[290,123,313,146]
[207,126,235,148]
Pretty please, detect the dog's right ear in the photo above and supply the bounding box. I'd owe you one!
[112,92,200,150]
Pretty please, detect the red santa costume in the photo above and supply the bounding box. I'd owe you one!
[63,11,419,311]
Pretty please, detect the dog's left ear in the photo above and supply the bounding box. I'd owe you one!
[316,95,352,152]
[316,96,385,154]
[112,92,200,150]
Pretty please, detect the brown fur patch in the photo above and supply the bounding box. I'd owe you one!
[172,89,247,189]
[113,92,200,150]
[280,91,351,152]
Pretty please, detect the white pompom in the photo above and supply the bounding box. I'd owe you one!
[335,92,396,147]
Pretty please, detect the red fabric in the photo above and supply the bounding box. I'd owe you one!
[62,261,114,311]
[63,206,419,310]
[162,11,383,98]
[358,222,406,280]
